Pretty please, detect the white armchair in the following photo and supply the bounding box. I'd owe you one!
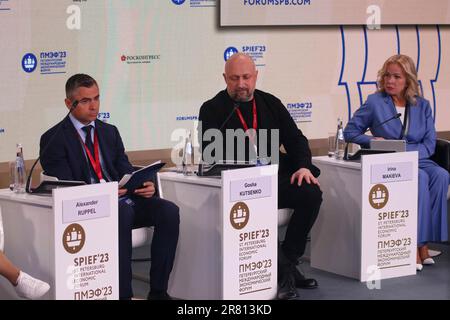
[278,208,294,243]
[40,171,58,182]
[132,227,153,249]
[278,208,293,228]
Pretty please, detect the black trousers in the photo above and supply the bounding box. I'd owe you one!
[278,171,322,261]
[118,196,179,299]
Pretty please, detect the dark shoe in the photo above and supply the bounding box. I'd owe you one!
[147,291,172,300]
[277,246,299,300]
[277,267,299,300]
[293,267,318,289]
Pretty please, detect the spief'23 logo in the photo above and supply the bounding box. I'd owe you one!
[224,47,239,61]
[369,184,389,209]
[230,202,250,230]
[21,53,37,73]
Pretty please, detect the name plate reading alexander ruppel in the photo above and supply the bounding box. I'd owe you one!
[371,162,413,184]
[63,195,110,223]
[230,175,272,202]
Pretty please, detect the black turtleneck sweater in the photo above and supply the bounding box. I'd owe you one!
[198,89,319,176]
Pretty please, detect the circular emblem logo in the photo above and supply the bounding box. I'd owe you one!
[224,47,239,61]
[230,202,250,230]
[171,0,186,5]
[21,53,37,73]
[369,184,389,209]
[62,223,86,254]
[121,55,126,62]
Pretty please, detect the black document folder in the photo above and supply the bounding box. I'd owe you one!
[118,161,166,192]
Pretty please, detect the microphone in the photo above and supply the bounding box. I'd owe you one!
[219,101,240,131]
[69,99,79,112]
[198,101,240,174]
[25,100,79,193]
[343,112,401,160]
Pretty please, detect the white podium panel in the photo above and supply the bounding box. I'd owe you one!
[53,183,118,299]
[311,152,418,281]
[0,183,118,300]
[159,165,278,300]
[0,192,53,299]
[360,153,417,281]
[222,165,278,300]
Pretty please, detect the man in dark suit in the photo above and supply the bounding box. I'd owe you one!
[199,53,322,300]
[40,74,179,300]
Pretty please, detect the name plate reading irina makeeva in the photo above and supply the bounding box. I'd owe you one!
[371,162,413,184]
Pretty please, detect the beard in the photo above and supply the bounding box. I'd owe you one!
[229,88,253,102]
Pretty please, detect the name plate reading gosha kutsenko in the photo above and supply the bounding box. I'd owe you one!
[230,176,272,202]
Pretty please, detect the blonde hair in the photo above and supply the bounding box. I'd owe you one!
[377,54,421,105]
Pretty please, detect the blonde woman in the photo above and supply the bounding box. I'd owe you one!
[344,54,449,271]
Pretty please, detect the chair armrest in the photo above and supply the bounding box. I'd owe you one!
[430,138,450,172]
[40,171,59,183]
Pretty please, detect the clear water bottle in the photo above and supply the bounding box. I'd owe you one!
[335,118,345,160]
[14,143,26,193]
[182,131,194,175]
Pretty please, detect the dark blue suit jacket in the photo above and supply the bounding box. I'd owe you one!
[343,92,436,160]
[40,117,134,183]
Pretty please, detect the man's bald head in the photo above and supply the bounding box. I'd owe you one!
[223,53,258,102]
